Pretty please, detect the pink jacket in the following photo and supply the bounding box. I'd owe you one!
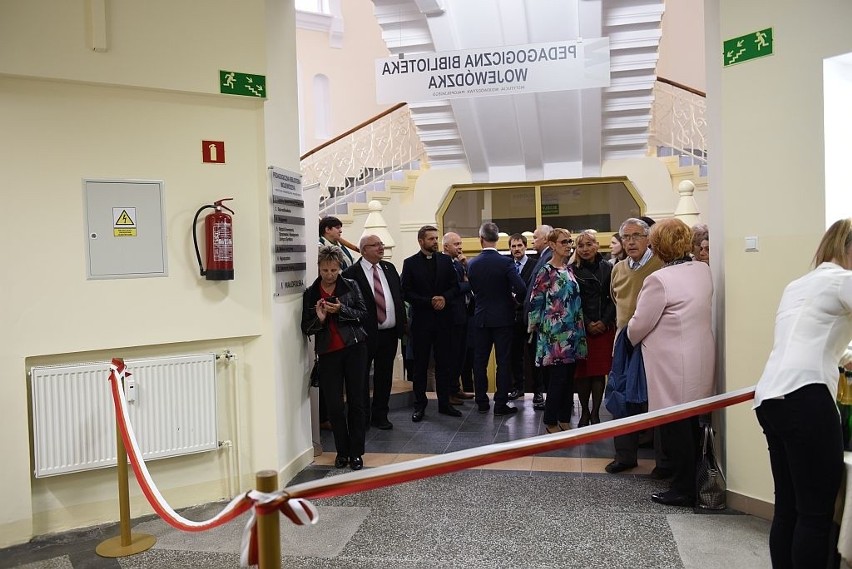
[627,261,715,412]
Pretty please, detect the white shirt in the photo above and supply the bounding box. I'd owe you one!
[754,262,852,407]
[359,258,397,330]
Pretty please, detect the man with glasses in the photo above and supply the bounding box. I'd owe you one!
[343,235,406,430]
[605,218,667,475]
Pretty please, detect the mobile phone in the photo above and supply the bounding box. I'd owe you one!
[326,296,338,303]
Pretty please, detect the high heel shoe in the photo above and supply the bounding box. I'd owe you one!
[559,421,572,431]
[590,412,601,425]
[544,423,564,434]
[578,414,591,428]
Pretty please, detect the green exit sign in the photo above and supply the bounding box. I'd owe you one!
[723,28,773,67]
[541,204,559,215]
[219,70,266,98]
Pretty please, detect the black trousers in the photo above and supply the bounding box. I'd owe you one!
[613,403,670,468]
[658,416,700,496]
[542,363,576,425]
[755,384,844,569]
[449,321,469,394]
[510,322,528,393]
[364,329,399,425]
[319,342,368,457]
[411,322,453,409]
[473,325,514,406]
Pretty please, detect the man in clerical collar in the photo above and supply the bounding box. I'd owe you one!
[400,225,462,422]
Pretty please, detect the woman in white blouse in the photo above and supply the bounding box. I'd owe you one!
[754,218,852,569]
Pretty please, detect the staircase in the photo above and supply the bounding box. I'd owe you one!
[371,0,666,178]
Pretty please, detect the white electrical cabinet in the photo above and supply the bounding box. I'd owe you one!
[83,179,168,279]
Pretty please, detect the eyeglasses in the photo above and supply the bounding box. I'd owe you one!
[621,233,647,242]
[364,242,385,248]
[558,239,573,246]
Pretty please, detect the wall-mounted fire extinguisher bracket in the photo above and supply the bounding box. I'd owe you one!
[193,198,235,281]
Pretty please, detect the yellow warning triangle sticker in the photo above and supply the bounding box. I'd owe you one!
[115,210,135,226]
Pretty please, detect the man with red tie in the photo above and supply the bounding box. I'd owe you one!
[343,234,406,430]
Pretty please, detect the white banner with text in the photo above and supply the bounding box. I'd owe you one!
[375,38,610,103]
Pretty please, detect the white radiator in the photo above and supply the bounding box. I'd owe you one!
[31,354,219,478]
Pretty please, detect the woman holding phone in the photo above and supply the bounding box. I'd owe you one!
[302,245,369,470]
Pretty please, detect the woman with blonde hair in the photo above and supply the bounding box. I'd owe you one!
[572,230,616,426]
[754,218,852,568]
[627,218,714,507]
[528,228,587,433]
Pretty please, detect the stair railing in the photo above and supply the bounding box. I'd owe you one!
[300,102,428,216]
[650,77,707,165]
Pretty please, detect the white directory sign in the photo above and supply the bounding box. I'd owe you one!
[375,38,610,103]
[269,166,306,296]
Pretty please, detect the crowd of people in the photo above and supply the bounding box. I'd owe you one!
[302,215,714,500]
[303,213,852,565]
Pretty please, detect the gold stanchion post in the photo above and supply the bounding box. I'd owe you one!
[256,470,281,569]
[96,360,157,558]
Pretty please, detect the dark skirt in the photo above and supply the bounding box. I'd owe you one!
[575,327,615,377]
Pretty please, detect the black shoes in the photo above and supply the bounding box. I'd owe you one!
[651,490,694,507]
[350,456,364,471]
[649,467,674,480]
[507,389,523,400]
[578,414,591,428]
[439,406,463,417]
[477,403,490,414]
[370,418,393,430]
[532,393,545,410]
[493,405,518,416]
[334,455,349,469]
[412,409,425,422]
[605,460,638,474]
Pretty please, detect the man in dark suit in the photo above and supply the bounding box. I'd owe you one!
[401,225,462,422]
[507,233,536,400]
[467,222,528,416]
[523,224,553,410]
[343,234,406,430]
[442,231,475,403]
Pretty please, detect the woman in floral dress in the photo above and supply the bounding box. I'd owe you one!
[528,228,587,433]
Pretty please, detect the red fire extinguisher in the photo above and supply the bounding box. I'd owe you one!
[193,198,235,280]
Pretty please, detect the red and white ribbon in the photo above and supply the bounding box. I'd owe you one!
[240,491,318,566]
[106,359,318,567]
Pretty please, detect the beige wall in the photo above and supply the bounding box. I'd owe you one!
[708,0,852,504]
[657,0,706,92]
[0,0,308,547]
[297,0,390,153]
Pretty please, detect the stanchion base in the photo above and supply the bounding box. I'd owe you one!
[95,533,157,558]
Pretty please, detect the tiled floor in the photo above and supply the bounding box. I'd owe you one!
[0,389,771,568]
[316,391,657,475]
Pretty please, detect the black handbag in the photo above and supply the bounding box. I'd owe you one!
[309,355,320,388]
[695,424,727,510]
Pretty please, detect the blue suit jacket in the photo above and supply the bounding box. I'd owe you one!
[467,249,527,328]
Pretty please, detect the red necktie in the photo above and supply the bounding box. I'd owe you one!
[373,264,387,324]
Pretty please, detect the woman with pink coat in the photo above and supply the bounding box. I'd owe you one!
[627,218,715,507]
